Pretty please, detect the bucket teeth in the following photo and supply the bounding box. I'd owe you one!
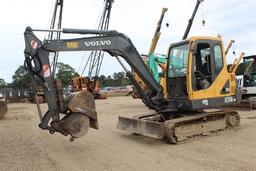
[67,91,98,129]
[51,113,90,139]
[60,113,90,138]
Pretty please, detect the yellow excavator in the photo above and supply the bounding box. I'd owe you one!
[23,0,244,145]
[24,23,243,143]
[118,35,244,143]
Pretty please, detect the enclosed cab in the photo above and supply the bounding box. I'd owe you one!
[166,36,240,111]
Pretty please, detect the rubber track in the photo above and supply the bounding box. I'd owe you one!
[164,110,240,144]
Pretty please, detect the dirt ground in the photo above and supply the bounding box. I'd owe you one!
[0,96,256,171]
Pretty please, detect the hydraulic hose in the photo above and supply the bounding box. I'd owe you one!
[24,53,45,82]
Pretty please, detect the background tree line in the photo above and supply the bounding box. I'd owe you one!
[97,72,130,88]
[1,62,130,90]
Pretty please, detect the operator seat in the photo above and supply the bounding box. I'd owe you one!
[197,55,211,90]
[202,55,211,76]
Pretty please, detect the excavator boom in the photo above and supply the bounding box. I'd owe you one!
[25,27,164,104]
[24,26,166,140]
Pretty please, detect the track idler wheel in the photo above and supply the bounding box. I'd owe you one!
[0,101,7,119]
[225,112,240,127]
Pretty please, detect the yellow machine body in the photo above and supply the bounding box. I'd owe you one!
[166,36,243,111]
[187,37,237,100]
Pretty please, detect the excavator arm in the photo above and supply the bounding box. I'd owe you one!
[24,26,165,139]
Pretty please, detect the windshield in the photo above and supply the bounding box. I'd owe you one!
[242,58,256,86]
[244,58,256,74]
[168,43,189,78]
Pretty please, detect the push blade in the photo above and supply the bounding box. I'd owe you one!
[117,116,164,139]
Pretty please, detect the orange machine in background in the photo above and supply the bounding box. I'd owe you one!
[71,76,107,99]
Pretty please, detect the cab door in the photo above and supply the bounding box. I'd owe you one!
[191,40,214,91]
[191,40,226,90]
[190,39,230,100]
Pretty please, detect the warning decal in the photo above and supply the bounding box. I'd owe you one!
[43,64,51,78]
[31,40,38,49]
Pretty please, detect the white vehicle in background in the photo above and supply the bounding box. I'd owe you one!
[236,55,256,108]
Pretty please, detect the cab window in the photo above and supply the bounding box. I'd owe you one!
[168,44,189,78]
[214,44,223,75]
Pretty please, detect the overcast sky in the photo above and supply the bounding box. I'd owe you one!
[0,0,255,83]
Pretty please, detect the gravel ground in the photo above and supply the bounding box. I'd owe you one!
[0,96,256,171]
